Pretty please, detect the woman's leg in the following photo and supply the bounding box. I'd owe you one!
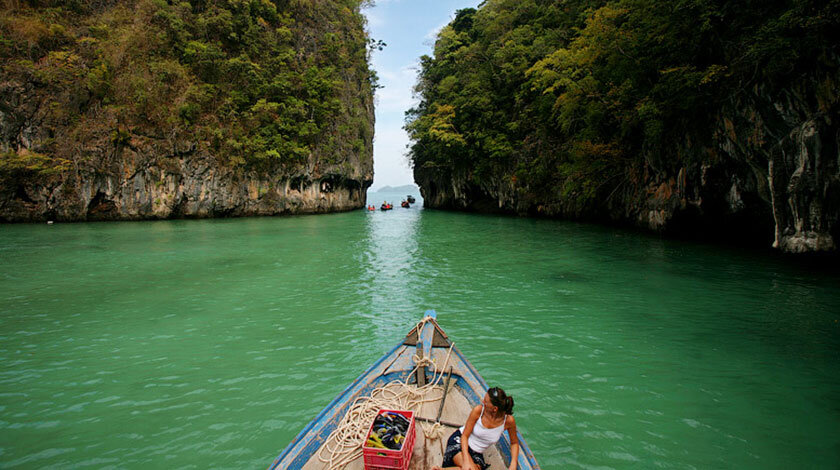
[453,452,481,470]
[431,452,477,470]
[436,429,465,470]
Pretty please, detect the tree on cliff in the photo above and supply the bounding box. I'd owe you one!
[0,0,376,179]
[406,0,839,212]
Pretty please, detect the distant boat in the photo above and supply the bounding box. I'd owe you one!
[401,200,410,208]
[267,310,541,470]
[406,195,416,204]
[380,203,393,211]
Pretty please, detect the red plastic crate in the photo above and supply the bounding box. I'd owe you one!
[363,409,416,470]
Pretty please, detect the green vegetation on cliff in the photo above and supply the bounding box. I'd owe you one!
[406,0,838,209]
[1,0,376,177]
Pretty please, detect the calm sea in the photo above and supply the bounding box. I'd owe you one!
[1,190,838,469]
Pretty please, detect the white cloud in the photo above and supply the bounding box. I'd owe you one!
[374,63,420,113]
[359,0,484,187]
[424,16,452,42]
[364,8,385,28]
[371,60,422,186]
[373,125,414,187]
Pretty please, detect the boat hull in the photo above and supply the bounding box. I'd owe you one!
[268,311,540,469]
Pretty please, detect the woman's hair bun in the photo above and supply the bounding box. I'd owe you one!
[489,387,514,415]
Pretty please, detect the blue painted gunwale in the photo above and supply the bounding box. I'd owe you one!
[268,312,540,469]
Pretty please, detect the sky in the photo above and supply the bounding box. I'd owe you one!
[363,0,482,190]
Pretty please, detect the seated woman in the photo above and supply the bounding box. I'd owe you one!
[433,387,519,470]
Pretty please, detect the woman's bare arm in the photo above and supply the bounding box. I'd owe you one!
[506,415,519,470]
[459,405,482,470]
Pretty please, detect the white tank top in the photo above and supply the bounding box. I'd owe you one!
[459,405,507,453]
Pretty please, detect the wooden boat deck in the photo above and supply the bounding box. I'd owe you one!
[301,385,506,469]
[303,386,506,470]
[269,311,540,470]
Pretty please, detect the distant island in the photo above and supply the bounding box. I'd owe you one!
[370,185,419,194]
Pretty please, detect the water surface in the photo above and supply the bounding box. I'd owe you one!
[1,195,839,469]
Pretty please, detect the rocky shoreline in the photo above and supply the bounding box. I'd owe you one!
[415,74,839,254]
[1,152,371,223]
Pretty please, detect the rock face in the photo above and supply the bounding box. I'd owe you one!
[0,1,374,222]
[0,75,372,221]
[0,116,373,223]
[2,156,370,223]
[416,71,839,253]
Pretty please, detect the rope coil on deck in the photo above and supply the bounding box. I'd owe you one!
[316,317,454,469]
[420,420,446,441]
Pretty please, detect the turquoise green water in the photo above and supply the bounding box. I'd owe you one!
[2,193,839,469]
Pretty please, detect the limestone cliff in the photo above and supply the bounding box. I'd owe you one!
[408,0,839,254]
[415,70,839,253]
[0,1,374,222]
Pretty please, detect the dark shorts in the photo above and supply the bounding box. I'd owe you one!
[441,430,489,469]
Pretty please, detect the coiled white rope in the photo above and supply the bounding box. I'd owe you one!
[316,318,454,469]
